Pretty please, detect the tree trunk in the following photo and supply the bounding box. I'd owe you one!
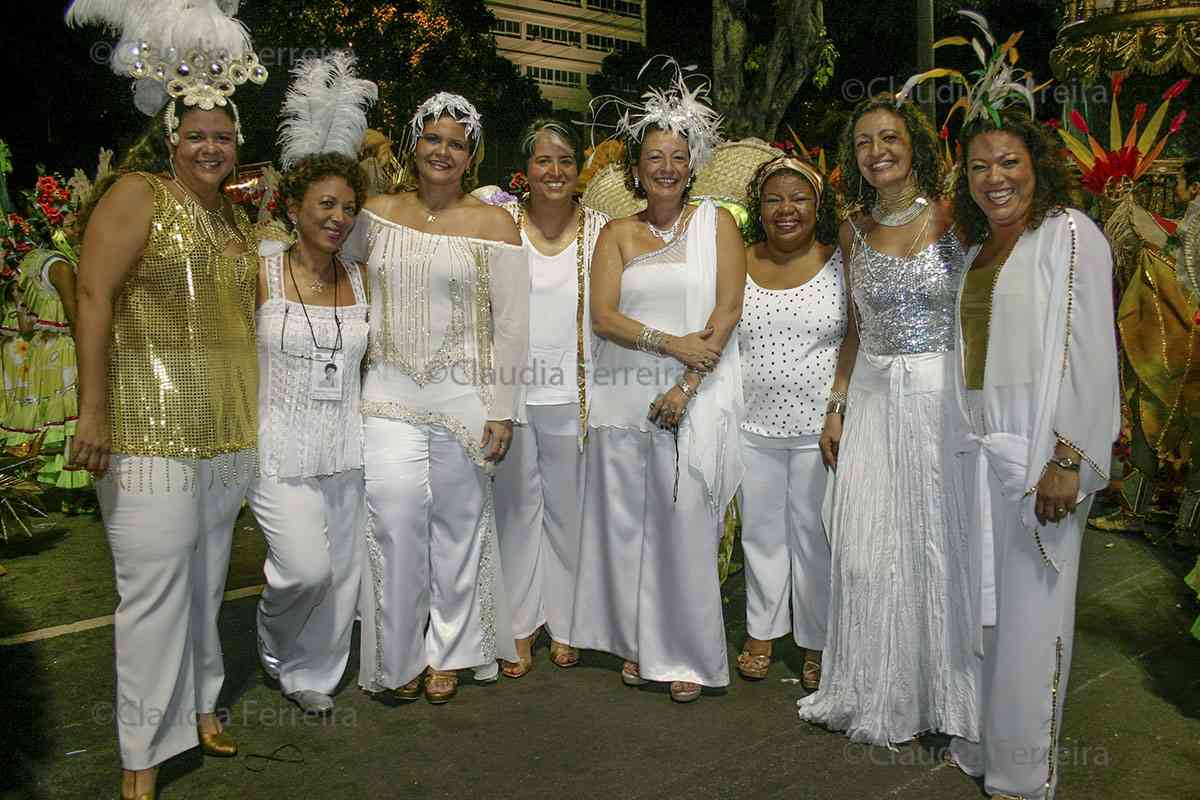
[711,0,825,140]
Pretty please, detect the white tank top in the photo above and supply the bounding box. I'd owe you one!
[737,249,846,438]
[525,233,579,406]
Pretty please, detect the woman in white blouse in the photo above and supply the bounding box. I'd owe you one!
[344,93,528,705]
[736,156,844,689]
[494,120,608,677]
[249,154,369,715]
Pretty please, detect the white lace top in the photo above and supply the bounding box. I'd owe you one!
[255,247,369,478]
[738,249,846,437]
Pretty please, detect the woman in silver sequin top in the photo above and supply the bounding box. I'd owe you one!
[797,95,980,747]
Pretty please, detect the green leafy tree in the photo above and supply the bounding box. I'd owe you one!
[238,0,550,181]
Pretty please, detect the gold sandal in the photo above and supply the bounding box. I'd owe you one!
[801,649,822,691]
[424,670,458,704]
[392,674,422,702]
[736,648,771,680]
[549,641,579,668]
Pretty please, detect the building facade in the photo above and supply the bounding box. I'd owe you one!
[485,0,647,111]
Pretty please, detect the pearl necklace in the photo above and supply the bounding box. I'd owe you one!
[645,209,685,243]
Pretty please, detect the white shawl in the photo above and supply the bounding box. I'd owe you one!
[684,200,745,512]
[956,209,1120,628]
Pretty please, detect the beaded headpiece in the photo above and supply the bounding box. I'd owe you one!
[278,51,378,170]
[407,92,483,154]
[66,0,268,144]
[896,10,1044,131]
[590,55,723,173]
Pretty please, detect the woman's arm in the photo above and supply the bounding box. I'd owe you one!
[648,208,746,429]
[590,221,723,371]
[819,222,861,470]
[46,259,79,335]
[70,175,153,476]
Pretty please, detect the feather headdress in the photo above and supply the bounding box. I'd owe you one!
[896,9,1048,130]
[278,52,378,171]
[406,92,483,154]
[590,55,723,173]
[66,0,267,118]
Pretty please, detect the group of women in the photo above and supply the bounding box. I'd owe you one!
[69,59,1117,800]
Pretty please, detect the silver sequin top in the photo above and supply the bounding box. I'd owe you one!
[849,227,964,356]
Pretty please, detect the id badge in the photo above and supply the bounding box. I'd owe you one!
[310,350,346,402]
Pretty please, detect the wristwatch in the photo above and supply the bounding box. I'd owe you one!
[1048,455,1081,472]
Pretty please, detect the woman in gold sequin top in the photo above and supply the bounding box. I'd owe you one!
[947,109,1119,800]
[72,99,258,799]
[342,92,528,705]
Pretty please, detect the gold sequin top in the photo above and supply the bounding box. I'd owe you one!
[107,173,257,458]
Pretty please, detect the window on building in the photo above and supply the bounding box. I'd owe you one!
[491,17,521,38]
[585,33,636,53]
[526,65,583,88]
[586,0,642,17]
[541,0,582,6]
[526,23,582,48]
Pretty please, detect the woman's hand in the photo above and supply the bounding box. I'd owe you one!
[648,386,691,431]
[1034,464,1080,525]
[70,409,112,478]
[819,413,843,471]
[481,420,514,463]
[666,327,721,372]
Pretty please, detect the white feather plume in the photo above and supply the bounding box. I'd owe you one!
[67,0,254,79]
[278,51,379,169]
[588,55,723,173]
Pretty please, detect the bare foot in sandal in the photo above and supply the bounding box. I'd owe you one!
[501,628,540,678]
[736,636,772,680]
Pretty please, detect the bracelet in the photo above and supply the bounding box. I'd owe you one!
[636,325,669,356]
[1048,455,1081,472]
[826,389,848,416]
[676,378,697,401]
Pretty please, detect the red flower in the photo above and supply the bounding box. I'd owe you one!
[1043,118,1061,129]
[1169,109,1188,134]
[1133,102,1148,124]
[1162,78,1191,101]
[1194,309,1200,326]
[1069,110,1090,135]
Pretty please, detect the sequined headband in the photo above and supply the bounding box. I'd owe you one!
[756,157,825,210]
[408,92,482,155]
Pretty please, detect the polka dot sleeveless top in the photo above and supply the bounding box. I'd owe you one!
[737,249,847,438]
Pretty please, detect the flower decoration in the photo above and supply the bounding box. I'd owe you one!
[506,170,528,194]
[1057,73,1190,196]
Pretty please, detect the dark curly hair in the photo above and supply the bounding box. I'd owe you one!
[76,100,238,236]
[278,152,368,226]
[746,160,838,246]
[953,109,1074,245]
[622,130,693,201]
[838,94,945,213]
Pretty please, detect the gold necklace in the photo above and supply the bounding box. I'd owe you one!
[287,251,334,294]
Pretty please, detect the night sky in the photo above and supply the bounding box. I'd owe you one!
[0,2,1086,188]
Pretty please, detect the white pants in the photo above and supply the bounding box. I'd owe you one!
[571,426,729,687]
[738,435,831,649]
[950,474,1091,800]
[246,469,364,696]
[493,404,584,643]
[96,452,254,770]
[359,418,515,691]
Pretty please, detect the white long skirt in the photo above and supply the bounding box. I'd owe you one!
[797,351,979,745]
[570,425,729,687]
